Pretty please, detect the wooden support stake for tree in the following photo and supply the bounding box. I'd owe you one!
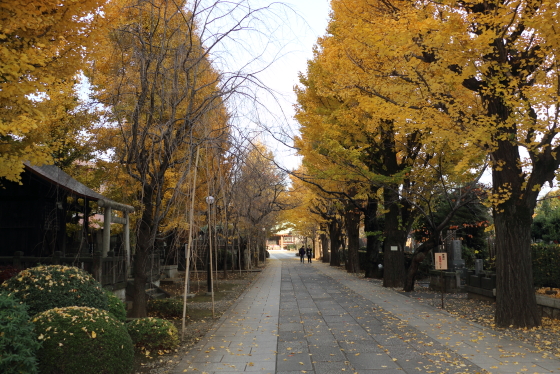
[182,147,200,340]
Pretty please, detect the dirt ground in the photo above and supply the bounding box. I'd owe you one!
[132,268,263,374]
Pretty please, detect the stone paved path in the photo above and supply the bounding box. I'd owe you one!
[171,252,560,374]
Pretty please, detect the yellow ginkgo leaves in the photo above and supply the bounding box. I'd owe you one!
[0,0,109,181]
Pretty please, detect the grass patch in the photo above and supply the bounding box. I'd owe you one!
[185,308,214,320]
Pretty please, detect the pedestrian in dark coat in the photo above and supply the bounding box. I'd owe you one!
[299,246,305,263]
[306,247,312,263]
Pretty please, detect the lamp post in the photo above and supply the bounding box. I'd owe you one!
[262,227,266,260]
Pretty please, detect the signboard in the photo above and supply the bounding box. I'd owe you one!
[435,253,448,270]
[283,236,295,243]
[391,246,398,251]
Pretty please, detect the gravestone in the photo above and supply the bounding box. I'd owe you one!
[474,259,483,275]
[451,240,465,270]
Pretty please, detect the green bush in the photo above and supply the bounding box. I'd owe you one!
[32,306,133,374]
[532,243,560,288]
[105,290,127,322]
[127,317,180,352]
[0,292,41,374]
[1,265,108,316]
[148,298,183,319]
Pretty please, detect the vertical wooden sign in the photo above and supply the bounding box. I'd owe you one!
[435,253,448,270]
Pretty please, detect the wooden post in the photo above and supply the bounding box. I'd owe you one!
[441,271,444,309]
[107,251,115,285]
[182,147,200,339]
[103,206,111,257]
[13,251,23,269]
[124,211,131,278]
[53,251,62,265]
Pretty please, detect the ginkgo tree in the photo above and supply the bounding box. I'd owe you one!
[280,168,335,261]
[92,0,262,317]
[294,32,483,287]
[312,0,560,328]
[230,141,288,267]
[39,79,101,170]
[0,0,108,181]
[92,0,294,316]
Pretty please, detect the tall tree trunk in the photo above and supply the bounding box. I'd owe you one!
[320,232,329,263]
[259,231,266,262]
[328,219,341,267]
[364,197,381,278]
[345,205,361,273]
[130,191,155,317]
[494,206,539,327]
[382,188,406,288]
[246,237,251,270]
[130,248,149,318]
[492,137,540,328]
[403,238,438,292]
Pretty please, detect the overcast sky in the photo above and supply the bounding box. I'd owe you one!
[238,0,332,170]
[221,0,330,169]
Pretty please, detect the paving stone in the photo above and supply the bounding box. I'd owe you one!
[346,352,401,370]
[171,254,560,374]
[308,346,346,361]
[312,360,354,373]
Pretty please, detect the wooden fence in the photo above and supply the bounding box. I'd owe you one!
[1,251,127,288]
[1,250,163,289]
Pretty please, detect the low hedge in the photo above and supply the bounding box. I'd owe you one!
[127,317,180,353]
[1,265,108,316]
[148,298,183,319]
[105,290,127,322]
[32,306,133,374]
[532,243,560,288]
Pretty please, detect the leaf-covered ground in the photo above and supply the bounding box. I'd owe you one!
[134,267,560,373]
[132,270,261,374]
[399,284,560,359]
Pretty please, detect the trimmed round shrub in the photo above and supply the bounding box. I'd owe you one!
[148,298,183,318]
[32,306,133,374]
[105,290,127,322]
[127,317,180,352]
[1,265,108,316]
[0,292,41,374]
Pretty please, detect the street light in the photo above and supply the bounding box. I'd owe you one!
[262,227,266,260]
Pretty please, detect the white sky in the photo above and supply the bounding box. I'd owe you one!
[262,1,331,101]
[265,1,331,170]
[83,0,332,171]
[226,0,332,171]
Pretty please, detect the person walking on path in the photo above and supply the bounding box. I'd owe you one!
[299,246,305,263]
[306,247,312,263]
